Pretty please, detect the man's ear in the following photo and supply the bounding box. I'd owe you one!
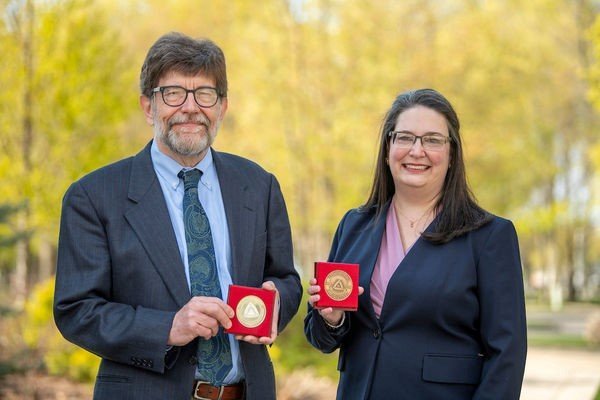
[140,95,154,125]
[218,97,228,122]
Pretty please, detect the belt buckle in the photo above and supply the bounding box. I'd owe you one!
[193,381,225,400]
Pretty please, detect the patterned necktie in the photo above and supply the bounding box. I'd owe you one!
[179,168,232,385]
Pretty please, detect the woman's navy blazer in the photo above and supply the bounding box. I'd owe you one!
[305,203,527,400]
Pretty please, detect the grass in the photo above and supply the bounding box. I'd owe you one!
[526,300,600,350]
[527,334,592,349]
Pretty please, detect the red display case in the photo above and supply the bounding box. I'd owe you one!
[226,285,276,337]
[314,261,359,311]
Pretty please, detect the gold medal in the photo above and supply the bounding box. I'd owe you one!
[236,295,266,328]
[324,270,353,301]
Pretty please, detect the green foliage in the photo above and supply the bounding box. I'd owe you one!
[0,202,28,248]
[45,347,101,383]
[0,0,139,253]
[272,289,339,379]
[22,278,55,348]
[589,16,600,177]
[589,14,600,110]
[23,278,100,382]
[123,0,600,283]
[528,334,591,349]
[0,0,599,384]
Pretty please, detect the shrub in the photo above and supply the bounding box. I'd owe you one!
[23,278,100,382]
[273,290,339,378]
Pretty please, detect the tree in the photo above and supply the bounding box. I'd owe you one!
[117,1,600,297]
[0,202,27,248]
[0,0,137,305]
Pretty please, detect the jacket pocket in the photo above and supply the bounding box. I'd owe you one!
[422,354,483,385]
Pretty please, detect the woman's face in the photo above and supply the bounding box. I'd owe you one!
[387,105,451,198]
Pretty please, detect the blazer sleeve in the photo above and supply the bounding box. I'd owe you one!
[473,219,527,400]
[262,174,302,333]
[53,181,176,374]
[304,211,352,353]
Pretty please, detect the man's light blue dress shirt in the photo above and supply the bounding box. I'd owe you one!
[151,140,243,384]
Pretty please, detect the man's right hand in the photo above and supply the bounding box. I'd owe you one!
[168,296,234,346]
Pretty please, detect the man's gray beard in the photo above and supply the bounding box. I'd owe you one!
[153,120,214,157]
[162,127,209,156]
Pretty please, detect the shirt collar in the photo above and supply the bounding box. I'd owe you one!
[151,140,216,191]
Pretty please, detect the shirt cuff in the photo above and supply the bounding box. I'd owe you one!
[323,312,346,330]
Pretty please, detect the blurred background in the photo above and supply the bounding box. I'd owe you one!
[0,0,599,399]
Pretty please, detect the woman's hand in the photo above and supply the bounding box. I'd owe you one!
[307,277,363,326]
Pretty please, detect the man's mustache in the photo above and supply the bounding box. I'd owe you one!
[168,115,210,128]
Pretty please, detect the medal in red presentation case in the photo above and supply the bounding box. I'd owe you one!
[314,261,359,311]
[226,285,275,337]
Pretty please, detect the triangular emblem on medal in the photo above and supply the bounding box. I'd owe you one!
[236,295,266,328]
[243,302,260,318]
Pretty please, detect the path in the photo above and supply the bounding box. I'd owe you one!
[522,347,600,400]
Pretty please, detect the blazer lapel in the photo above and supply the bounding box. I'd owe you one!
[376,212,441,323]
[124,142,190,308]
[212,150,255,285]
[359,203,389,324]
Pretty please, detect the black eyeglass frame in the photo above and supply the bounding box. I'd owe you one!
[151,85,221,108]
[387,131,452,149]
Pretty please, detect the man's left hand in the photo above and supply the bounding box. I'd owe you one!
[234,280,279,345]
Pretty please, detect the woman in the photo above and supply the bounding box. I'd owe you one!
[304,89,526,400]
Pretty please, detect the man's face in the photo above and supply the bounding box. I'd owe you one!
[140,70,227,164]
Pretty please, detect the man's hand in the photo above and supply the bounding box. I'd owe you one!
[234,281,280,345]
[168,296,234,346]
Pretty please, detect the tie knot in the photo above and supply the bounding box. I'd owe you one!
[178,169,202,192]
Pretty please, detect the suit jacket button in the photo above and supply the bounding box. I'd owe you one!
[373,329,380,339]
[189,356,198,365]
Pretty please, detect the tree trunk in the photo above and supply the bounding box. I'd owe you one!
[38,238,54,282]
[12,0,35,308]
[13,213,28,308]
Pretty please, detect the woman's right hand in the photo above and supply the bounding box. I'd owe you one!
[307,277,346,326]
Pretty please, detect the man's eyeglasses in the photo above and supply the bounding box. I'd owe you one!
[152,86,220,108]
[388,131,451,151]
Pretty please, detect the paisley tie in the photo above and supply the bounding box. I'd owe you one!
[179,168,232,385]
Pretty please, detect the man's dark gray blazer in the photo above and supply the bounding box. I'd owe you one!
[54,141,302,399]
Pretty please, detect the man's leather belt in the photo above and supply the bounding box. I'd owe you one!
[193,381,244,400]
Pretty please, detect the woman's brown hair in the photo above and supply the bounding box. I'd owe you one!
[362,88,491,243]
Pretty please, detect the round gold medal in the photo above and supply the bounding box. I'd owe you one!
[236,295,266,328]
[324,270,353,301]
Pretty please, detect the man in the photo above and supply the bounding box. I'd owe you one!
[54,32,302,400]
